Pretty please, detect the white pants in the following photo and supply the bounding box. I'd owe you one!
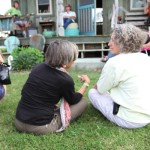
[88,89,148,129]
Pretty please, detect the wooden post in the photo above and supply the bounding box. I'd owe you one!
[57,0,65,36]
[103,0,114,35]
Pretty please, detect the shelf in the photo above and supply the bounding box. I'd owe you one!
[76,42,109,58]
[39,21,55,32]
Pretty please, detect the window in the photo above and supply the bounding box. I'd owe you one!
[96,8,103,23]
[36,0,52,15]
[130,0,146,10]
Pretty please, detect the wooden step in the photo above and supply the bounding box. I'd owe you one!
[126,12,147,16]
[125,12,148,27]
[125,16,147,21]
[125,21,145,26]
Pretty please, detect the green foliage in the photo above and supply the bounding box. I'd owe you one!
[0,70,150,150]
[12,47,44,71]
[0,47,7,53]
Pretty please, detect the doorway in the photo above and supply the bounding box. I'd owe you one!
[77,0,103,35]
[96,0,103,35]
[77,0,96,35]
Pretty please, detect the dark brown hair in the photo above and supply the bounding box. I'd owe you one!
[65,4,72,10]
[13,1,19,8]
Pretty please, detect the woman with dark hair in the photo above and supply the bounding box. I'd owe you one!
[5,1,30,36]
[15,40,90,135]
[88,24,150,129]
[5,1,21,17]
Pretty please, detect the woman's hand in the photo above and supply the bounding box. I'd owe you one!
[93,85,97,89]
[0,54,4,64]
[77,75,90,95]
[63,16,69,18]
[78,75,90,84]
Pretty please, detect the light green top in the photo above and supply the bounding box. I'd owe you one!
[5,7,22,16]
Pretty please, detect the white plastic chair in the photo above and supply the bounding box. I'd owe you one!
[4,36,20,70]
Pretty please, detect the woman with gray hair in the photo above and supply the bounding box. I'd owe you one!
[15,40,90,135]
[88,24,150,129]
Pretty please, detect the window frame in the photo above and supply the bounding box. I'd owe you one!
[130,0,146,10]
[36,0,53,15]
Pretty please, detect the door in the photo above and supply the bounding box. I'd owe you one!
[78,0,96,35]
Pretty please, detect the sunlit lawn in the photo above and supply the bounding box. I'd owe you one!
[0,70,149,150]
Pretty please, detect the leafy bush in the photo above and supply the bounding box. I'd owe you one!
[12,47,44,71]
[0,47,7,53]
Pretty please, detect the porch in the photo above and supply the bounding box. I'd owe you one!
[0,35,110,59]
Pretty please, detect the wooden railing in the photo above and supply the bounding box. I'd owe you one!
[125,12,148,30]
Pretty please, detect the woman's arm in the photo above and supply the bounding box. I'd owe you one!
[144,3,149,14]
[63,11,76,20]
[77,75,90,95]
[70,11,76,20]
[63,15,76,20]
[143,41,150,48]
[0,54,6,100]
[62,75,90,105]
[0,53,4,63]
[96,61,117,94]
[5,8,12,16]
[69,16,76,20]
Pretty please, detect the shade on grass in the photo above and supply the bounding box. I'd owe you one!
[0,70,150,150]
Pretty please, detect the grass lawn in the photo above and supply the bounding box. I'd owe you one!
[0,70,150,150]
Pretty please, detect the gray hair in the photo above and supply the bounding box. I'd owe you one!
[112,24,148,53]
[45,40,78,67]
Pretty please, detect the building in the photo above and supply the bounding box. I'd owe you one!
[0,0,148,59]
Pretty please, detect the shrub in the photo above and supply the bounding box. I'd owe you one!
[0,47,7,53]
[12,47,44,71]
